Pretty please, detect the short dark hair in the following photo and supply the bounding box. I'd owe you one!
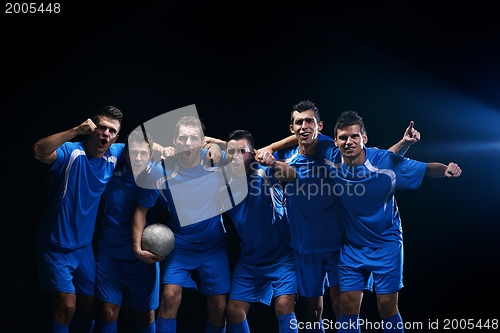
[125,128,154,161]
[92,105,123,126]
[290,100,320,124]
[334,110,366,138]
[226,129,255,150]
[174,115,206,139]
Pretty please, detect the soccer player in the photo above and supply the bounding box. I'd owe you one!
[264,101,419,333]
[132,115,228,333]
[94,129,161,333]
[331,111,461,333]
[213,129,298,333]
[33,106,124,333]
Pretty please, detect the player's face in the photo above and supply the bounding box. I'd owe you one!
[88,116,120,155]
[226,139,253,176]
[290,110,323,147]
[174,125,203,168]
[335,124,368,162]
[127,141,151,177]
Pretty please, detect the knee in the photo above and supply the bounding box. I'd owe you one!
[136,311,155,326]
[226,301,246,324]
[209,297,227,316]
[274,297,295,317]
[161,288,182,307]
[53,298,77,324]
[339,292,361,316]
[377,296,398,318]
[304,300,322,321]
[100,306,118,322]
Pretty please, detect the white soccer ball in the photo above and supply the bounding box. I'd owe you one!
[141,223,175,257]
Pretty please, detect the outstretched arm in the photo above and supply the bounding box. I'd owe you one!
[132,205,164,264]
[154,141,222,165]
[258,134,297,154]
[204,136,226,149]
[33,118,97,164]
[255,150,296,181]
[425,162,462,178]
[388,121,420,155]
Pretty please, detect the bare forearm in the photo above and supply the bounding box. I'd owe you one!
[425,163,447,178]
[259,134,297,153]
[33,127,80,163]
[388,139,411,155]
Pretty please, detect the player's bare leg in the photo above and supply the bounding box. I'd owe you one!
[339,291,363,332]
[158,284,182,319]
[136,310,155,326]
[377,292,404,332]
[275,294,298,333]
[99,301,120,322]
[274,294,296,317]
[303,295,325,331]
[329,286,341,319]
[376,292,399,318]
[51,291,77,325]
[207,294,227,327]
[226,299,250,324]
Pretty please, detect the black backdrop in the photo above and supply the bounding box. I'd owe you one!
[2,1,499,332]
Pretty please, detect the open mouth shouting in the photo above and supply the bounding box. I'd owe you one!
[99,137,109,148]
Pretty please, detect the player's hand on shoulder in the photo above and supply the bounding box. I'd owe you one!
[76,118,97,136]
[445,162,462,178]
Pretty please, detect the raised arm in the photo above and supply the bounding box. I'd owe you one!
[132,205,164,264]
[425,162,462,178]
[33,118,96,164]
[258,134,297,155]
[155,139,222,165]
[388,121,420,155]
[204,136,226,149]
[255,150,296,181]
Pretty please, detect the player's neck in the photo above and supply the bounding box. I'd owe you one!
[298,139,319,156]
[343,149,366,166]
[177,157,200,168]
[84,141,105,159]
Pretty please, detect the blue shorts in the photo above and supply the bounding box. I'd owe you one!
[339,240,403,294]
[37,240,95,296]
[160,240,230,295]
[229,251,297,306]
[293,250,339,298]
[96,254,160,312]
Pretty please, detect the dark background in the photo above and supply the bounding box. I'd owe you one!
[2,1,499,332]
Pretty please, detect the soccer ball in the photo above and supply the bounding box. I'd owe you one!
[141,223,175,257]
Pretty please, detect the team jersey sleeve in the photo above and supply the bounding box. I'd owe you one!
[51,142,76,175]
[388,152,427,190]
[317,134,337,161]
[136,163,163,209]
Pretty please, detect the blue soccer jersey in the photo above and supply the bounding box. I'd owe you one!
[333,147,427,246]
[136,149,226,251]
[37,141,125,249]
[276,143,343,254]
[96,162,154,260]
[224,163,292,265]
